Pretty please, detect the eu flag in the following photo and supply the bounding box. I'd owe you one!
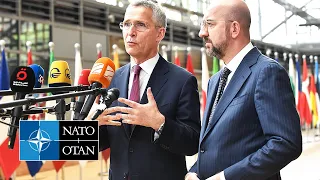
[0,48,10,98]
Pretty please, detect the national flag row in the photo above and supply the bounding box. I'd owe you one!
[0,40,118,179]
[289,54,320,128]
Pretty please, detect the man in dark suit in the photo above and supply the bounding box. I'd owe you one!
[97,0,201,179]
[186,0,302,180]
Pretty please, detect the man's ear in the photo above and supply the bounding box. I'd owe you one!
[156,27,166,42]
[230,21,240,39]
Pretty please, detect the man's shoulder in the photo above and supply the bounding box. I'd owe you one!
[255,54,285,71]
[167,62,194,77]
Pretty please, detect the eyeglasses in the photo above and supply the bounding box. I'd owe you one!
[119,21,149,32]
[200,19,234,31]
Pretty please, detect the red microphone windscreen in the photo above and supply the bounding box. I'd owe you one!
[78,69,91,86]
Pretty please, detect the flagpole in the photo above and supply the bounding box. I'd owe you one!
[274,52,278,61]
[96,43,102,59]
[79,164,83,180]
[0,39,5,52]
[26,41,33,66]
[161,45,168,61]
[316,55,320,141]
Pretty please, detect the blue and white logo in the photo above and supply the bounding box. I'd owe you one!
[20,121,59,161]
[28,128,52,153]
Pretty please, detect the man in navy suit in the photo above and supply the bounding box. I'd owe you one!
[186,0,302,180]
[97,0,201,179]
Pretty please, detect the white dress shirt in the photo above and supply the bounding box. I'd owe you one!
[217,42,254,180]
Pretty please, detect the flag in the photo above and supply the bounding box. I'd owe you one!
[74,43,82,86]
[201,48,209,119]
[186,52,194,74]
[0,134,20,180]
[309,69,318,128]
[113,46,120,70]
[27,46,33,65]
[297,58,312,125]
[97,49,102,59]
[315,57,320,127]
[288,56,296,103]
[0,47,10,98]
[26,161,43,177]
[52,161,65,172]
[174,49,181,67]
[212,56,220,75]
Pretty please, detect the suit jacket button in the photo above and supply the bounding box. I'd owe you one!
[129,148,134,153]
[200,149,205,153]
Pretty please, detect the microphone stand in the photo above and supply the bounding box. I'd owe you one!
[0,88,107,109]
[0,85,90,96]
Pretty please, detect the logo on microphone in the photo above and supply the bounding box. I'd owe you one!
[91,63,104,74]
[16,68,27,81]
[104,66,115,82]
[38,74,44,85]
[50,68,61,78]
[19,121,99,161]
[65,69,71,79]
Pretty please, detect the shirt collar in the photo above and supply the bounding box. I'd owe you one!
[224,42,254,72]
[130,53,159,75]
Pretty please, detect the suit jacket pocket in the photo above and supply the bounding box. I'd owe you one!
[229,94,247,107]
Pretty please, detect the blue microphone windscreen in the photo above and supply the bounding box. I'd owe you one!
[29,64,44,88]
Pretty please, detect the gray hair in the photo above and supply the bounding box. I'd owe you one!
[128,0,167,29]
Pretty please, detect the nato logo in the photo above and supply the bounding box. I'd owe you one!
[19,120,98,161]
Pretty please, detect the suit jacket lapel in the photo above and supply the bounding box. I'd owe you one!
[117,64,131,139]
[202,47,260,140]
[200,74,219,142]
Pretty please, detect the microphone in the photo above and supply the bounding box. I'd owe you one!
[73,69,91,120]
[30,64,44,88]
[8,66,35,149]
[91,88,120,120]
[22,64,45,120]
[77,57,115,120]
[48,60,72,120]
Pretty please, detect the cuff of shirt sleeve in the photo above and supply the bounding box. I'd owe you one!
[220,171,226,180]
[153,122,165,141]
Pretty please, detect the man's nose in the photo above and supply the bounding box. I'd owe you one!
[199,28,208,38]
[127,25,137,36]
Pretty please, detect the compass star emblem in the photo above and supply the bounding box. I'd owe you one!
[28,128,52,153]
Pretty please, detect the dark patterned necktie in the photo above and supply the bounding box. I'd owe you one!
[128,65,142,133]
[207,67,231,125]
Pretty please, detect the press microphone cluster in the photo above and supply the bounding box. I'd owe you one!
[1,56,119,149]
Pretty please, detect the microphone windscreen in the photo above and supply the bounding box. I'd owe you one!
[48,60,72,87]
[10,66,35,93]
[29,64,44,88]
[78,69,91,86]
[88,57,115,88]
